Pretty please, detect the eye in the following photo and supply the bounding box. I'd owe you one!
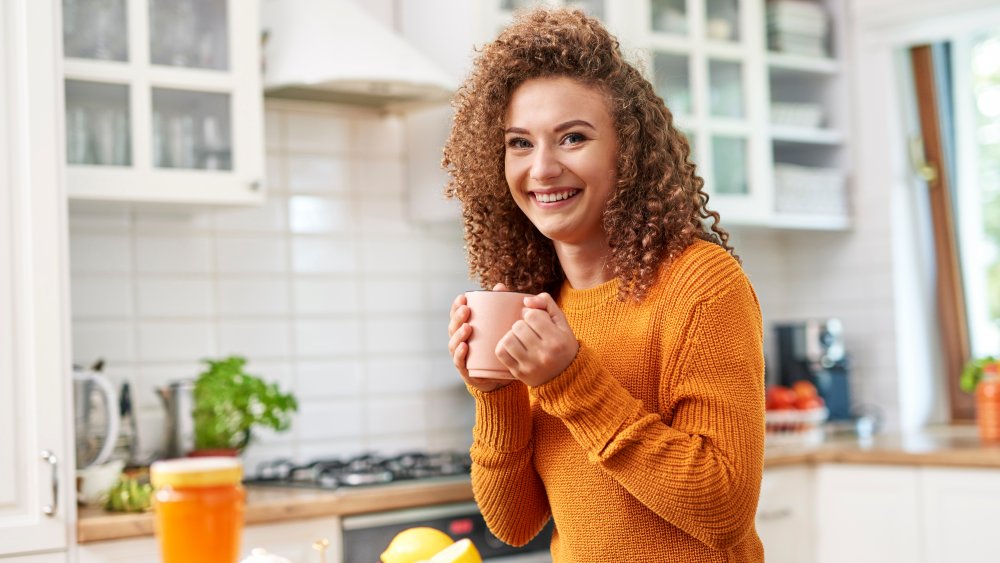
[506,137,532,149]
[562,132,587,145]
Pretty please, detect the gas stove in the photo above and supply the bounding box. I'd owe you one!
[246,450,473,490]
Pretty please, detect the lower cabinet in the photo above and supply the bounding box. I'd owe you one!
[756,466,815,563]
[814,464,921,563]
[921,467,1000,563]
[75,516,342,563]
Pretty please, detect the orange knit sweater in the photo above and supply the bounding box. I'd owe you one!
[468,240,766,562]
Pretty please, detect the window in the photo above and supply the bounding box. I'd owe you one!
[956,31,1000,359]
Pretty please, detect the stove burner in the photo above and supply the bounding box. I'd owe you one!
[249,450,472,491]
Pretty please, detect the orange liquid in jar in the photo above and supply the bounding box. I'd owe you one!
[151,457,245,563]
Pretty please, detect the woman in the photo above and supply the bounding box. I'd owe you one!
[444,8,765,562]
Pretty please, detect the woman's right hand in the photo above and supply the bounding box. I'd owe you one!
[449,283,514,392]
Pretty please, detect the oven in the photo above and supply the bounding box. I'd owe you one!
[246,451,552,562]
[341,502,552,562]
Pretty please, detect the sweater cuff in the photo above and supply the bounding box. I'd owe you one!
[469,382,532,453]
[530,345,640,455]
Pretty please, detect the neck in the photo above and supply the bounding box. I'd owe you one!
[553,240,613,289]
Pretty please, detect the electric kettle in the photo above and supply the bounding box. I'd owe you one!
[73,360,121,469]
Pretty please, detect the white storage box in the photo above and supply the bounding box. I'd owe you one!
[774,164,848,215]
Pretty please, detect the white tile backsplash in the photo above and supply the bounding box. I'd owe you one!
[135,235,212,274]
[285,112,353,154]
[287,195,353,233]
[70,234,132,273]
[218,320,291,359]
[215,236,288,274]
[290,237,357,274]
[295,360,365,398]
[71,276,133,318]
[137,321,216,362]
[292,277,360,315]
[286,155,352,194]
[136,278,214,318]
[216,278,290,316]
[293,319,364,358]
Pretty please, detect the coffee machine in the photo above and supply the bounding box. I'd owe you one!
[774,319,851,420]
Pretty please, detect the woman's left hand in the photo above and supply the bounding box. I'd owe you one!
[496,292,579,387]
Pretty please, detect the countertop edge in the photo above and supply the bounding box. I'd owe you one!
[76,479,474,544]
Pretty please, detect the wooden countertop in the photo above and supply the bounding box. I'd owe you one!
[78,425,1000,544]
[76,477,473,544]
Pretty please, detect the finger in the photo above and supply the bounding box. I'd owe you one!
[452,340,470,373]
[521,307,559,339]
[448,322,471,355]
[510,318,543,348]
[492,282,508,291]
[447,304,470,337]
[496,330,529,368]
[525,292,571,329]
[450,293,468,315]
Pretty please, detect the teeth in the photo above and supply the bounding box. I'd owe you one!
[535,190,577,203]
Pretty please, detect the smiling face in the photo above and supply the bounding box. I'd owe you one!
[503,76,618,251]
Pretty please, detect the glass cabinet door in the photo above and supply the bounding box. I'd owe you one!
[708,59,745,118]
[651,0,688,36]
[65,80,131,166]
[152,88,232,171]
[149,0,229,70]
[63,0,128,61]
[654,52,694,117]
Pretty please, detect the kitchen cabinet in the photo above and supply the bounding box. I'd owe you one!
[814,464,921,563]
[0,0,74,558]
[482,0,852,230]
[62,0,264,205]
[756,466,815,563]
[920,467,1000,563]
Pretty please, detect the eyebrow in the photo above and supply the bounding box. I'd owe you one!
[504,119,597,135]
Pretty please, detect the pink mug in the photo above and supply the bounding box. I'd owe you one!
[464,290,531,379]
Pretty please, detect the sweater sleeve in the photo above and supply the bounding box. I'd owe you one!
[530,274,765,550]
[467,381,551,547]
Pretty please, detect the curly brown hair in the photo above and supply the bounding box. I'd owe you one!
[442,7,737,301]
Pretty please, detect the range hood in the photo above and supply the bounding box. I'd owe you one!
[261,0,457,108]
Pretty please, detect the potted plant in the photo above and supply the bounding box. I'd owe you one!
[192,356,298,456]
[960,356,1000,442]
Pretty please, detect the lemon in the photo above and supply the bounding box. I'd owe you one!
[380,527,454,563]
[427,539,482,563]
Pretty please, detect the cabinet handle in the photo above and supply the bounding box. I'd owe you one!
[249,180,261,191]
[40,449,58,517]
[756,507,792,521]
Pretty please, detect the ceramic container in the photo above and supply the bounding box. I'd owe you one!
[464,290,531,379]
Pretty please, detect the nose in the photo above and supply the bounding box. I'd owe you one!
[529,144,562,182]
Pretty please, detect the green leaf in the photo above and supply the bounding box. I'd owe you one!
[192,355,298,450]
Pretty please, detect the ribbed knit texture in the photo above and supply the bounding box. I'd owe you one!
[468,240,766,562]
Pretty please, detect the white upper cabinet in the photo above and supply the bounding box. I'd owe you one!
[1,0,73,556]
[62,0,264,205]
[482,0,851,230]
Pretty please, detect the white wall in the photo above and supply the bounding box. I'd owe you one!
[68,100,477,470]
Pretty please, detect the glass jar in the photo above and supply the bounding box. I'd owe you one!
[976,364,1000,443]
[151,457,245,563]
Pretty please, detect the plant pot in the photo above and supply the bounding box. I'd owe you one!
[976,376,1000,442]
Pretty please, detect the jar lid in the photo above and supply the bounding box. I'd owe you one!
[150,457,242,488]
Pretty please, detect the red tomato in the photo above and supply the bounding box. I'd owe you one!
[794,395,825,410]
[792,380,819,400]
[766,385,798,410]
